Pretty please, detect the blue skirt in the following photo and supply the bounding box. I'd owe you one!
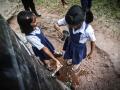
[64,41,87,64]
[32,38,55,61]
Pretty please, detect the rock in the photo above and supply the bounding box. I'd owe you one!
[0,15,69,90]
[0,0,20,20]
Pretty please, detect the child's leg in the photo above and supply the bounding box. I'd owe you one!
[63,36,69,50]
[21,0,30,11]
[80,0,92,11]
[29,0,41,16]
[43,60,54,71]
[72,63,81,71]
[72,59,81,71]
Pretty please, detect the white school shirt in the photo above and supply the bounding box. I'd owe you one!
[57,18,96,44]
[26,27,44,50]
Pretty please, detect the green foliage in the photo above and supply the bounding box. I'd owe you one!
[93,0,120,19]
[36,0,45,4]
[36,0,81,16]
[36,0,120,19]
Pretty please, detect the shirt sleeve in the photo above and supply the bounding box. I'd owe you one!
[26,36,44,50]
[87,25,96,42]
[57,17,67,26]
[89,31,96,41]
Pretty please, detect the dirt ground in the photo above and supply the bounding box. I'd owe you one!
[9,6,120,90]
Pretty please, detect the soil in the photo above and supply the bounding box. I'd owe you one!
[9,6,120,90]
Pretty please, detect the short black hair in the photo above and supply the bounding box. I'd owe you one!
[17,11,34,35]
[65,5,85,25]
[85,10,93,24]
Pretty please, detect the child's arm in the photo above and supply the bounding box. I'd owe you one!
[42,47,63,76]
[27,36,60,62]
[54,23,64,33]
[54,18,67,37]
[42,47,60,63]
[87,41,95,59]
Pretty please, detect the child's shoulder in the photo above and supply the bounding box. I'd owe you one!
[85,24,94,33]
[27,27,41,36]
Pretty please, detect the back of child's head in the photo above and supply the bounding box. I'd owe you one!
[17,11,34,35]
[85,10,93,24]
[65,5,85,25]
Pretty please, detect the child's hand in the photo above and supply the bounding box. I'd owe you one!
[54,23,63,38]
[52,58,63,76]
[54,23,63,33]
[54,58,63,68]
[54,23,59,30]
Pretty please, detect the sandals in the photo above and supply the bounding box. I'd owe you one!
[72,64,80,71]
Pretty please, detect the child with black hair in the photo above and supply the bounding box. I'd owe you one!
[80,0,94,24]
[54,5,96,71]
[80,0,92,11]
[17,11,62,71]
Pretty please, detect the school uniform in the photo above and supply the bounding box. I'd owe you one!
[80,0,93,24]
[26,27,55,60]
[57,18,96,64]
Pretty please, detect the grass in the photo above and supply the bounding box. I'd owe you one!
[92,0,120,20]
[36,0,120,20]
[35,0,80,16]
[35,0,120,40]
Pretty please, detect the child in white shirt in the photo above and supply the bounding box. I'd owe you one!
[54,5,96,71]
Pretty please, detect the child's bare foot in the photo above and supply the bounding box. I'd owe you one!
[72,64,80,71]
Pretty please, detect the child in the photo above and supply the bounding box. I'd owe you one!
[54,5,96,71]
[17,11,62,71]
[21,0,41,17]
[80,0,92,11]
[80,0,94,24]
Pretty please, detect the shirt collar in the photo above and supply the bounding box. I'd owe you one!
[30,27,41,35]
[72,21,86,34]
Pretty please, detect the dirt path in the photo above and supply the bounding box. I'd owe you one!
[9,7,120,90]
[92,18,120,75]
